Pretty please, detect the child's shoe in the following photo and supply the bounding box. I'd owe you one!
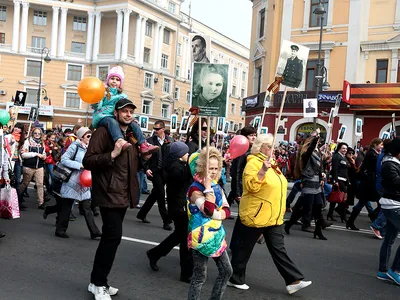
[139,143,159,155]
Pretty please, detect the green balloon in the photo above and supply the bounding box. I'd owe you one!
[0,110,10,125]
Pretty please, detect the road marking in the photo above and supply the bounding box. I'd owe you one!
[122,236,179,250]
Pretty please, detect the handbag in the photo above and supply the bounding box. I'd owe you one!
[53,146,79,183]
[328,185,346,203]
[0,184,20,219]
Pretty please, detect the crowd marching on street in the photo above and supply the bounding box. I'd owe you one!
[1,67,400,300]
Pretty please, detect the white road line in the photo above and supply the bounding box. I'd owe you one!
[122,236,179,250]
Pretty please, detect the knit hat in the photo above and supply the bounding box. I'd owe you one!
[107,66,125,87]
[76,127,91,140]
[170,141,189,159]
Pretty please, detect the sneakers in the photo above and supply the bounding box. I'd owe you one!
[370,226,383,239]
[286,280,312,294]
[387,269,400,285]
[139,143,159,155]
[88,283,118,297]
[377,271,392,282]
[227,281,250,290]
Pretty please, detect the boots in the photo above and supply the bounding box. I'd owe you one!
[313,220,327,240]
[346,210,360,230]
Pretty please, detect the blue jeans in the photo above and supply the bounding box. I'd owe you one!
[13,162,22,204]
[46,164,54,194]
[324,183,332,199]
[379,208,400,272]
[286,181,301,208]
[137,170,146,201]
[98,116,145,145]
[372,210,387,236]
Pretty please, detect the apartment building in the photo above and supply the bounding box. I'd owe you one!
[0,0,249,131]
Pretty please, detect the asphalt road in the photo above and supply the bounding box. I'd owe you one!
[0,183,398,300]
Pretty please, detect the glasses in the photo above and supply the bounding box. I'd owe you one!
[84,135,91,138]
[201,127,208,131]
[33,132,41,135]
[154,127,164,131]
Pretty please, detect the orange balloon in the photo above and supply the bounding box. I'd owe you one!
[77,77,105,104]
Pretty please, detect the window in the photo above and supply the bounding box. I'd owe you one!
[67,64,83,81]
[31,36,46,50]
[73,16,87,31]
[258,9,265,38]
[0,33,5,44]
[66,92,80,108]
[175,65,180,77]
[145,21,152,37]
[232,85,237,96]
[239,122,243,129]
[376,60,388,83]
[187,69,191,80]
[98,66,109,82]
[255,66,262,94]
[142,100,152,115]
[233,67,238,79]
[0,6,6,21]
[174,87,180,100]
[241,88,245,98]
[229,121,234,131]
[26,88,38,104]
[33,10,47,26]
[305,60,319,91]
[186,91,191,103]
[168,2,176,14]
[144,73,153,89]
[161,54,169,68]
[161,103,171,118]
[71,42,85,53]
[310,0,328,27]
[177,43,182,56]
[26,60,41,77]
[163,29,170,44]
[163,78,171,93]
[242,71,247,81]
[144,47,151,63]
[231,103,236,115]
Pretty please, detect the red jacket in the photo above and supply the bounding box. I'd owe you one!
[45,141,57,165]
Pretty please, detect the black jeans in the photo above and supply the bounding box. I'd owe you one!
[79,200,101,235]
[147,213,193,277]
[55,198,74,234]
[91,207,127,287]
[137,172,171,224]
[230,224,304,286]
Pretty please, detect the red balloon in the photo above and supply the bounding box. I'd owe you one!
[230,135,250,159]
[80,170,92,187]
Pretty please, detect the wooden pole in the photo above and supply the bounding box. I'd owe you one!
[325,116,335,155]
[271,87,288,155]
[206,116,211,175]
[27,121,32,136]
[216,134,220,151]
[198,116,202,150]
[259,92,270,134]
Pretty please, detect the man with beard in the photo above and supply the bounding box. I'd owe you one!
[192,35,210,63]
[83,98,140,300]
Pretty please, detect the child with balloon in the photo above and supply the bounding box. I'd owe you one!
[88,66,158,154]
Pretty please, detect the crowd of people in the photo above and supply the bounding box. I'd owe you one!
[0,65,399,300]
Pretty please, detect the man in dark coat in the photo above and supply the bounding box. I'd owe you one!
[282,45,303,88]
[305,101,316,113]
[83,98,140,300]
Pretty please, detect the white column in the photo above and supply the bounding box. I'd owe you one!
[139,17,148,64]
[157,25,165,67]
[229,59,234,93]
[85,12,95,60]
[134,15,142,63]
[121,9,132,60]
[395,0,400,30]
[50,7,60,57]
[238,64,242,96]
[181,36,188,77]
[302,0,310,32]
[57,8,68,57]
[326,0,334,31]
[12,0,21,52]
[152,23,160,69]
[92,12,102,60]
[19,2,29,53]
[280,0,293,46]
[324,50,330,81]
[114,9,123,60]
[390,49,399,83]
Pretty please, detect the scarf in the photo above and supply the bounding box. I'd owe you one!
[33,137,42,144]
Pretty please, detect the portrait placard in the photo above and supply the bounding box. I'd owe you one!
[337,125,347,142]
[333,95,342,117]
[139,116,149,131]
[179,116,189,134]
[15,91,27,106]
[381,131,390,140]
[391,113,396,138]
[275,40,309,90]
[28,107,37,121]
[223,121,229,134]
[252,116,261,130]
[170,114,178,133]
[355,118,363,137]
[303,98,318,118]
[217,117,225,134]
[190,63,229,117]
[260,127,268,134]
[189,34,211,64]
[327,107,335,126]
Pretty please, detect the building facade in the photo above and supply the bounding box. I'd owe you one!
[246,0,400,146]
[0,0,249,132]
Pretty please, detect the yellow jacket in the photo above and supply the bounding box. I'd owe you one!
[239,153,287,228]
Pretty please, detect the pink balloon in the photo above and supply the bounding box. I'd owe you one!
[80,170,92,187]
[229,135,250,159]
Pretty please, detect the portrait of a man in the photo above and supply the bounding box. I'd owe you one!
[253,116,261,129]
[303,98,318,118]
[140,116,148,130]
[338,125,347,141]
[355,118,362,136]
[15,91,27,106]
[223,121,229,134]
[171,115,177,132]
[180,116,189,133]
[191,35,210,63]
[282,45,303,88]
[28,107,37,121]
[217,117,224,132]
[306,101,315,113]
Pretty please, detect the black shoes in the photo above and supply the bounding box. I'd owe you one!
[0,231,5,238]
[301,226,314,233]
[346,222,359,231]
[19,204,27,211]
[91,233,102,240]
[314,231,328,240]
[69,213,76,221]
[38,204,45,210]
[137,216,150,223]
[327,215,337,222]
[43,210,48,219]
[147,250,159,271]
[23,191,30,197]
[163,223,173,231]
[55,232,69,238]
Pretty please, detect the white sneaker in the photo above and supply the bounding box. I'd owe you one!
[286,280,312,294]
[227,281,250,290]
[89,283,119,296]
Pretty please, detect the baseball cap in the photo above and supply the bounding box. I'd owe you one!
[115,98,137,110]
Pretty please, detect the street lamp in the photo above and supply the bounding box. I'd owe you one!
[36,47,51,121]
[313,1,327,130]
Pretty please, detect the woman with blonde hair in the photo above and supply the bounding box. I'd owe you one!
[228,134,311,295]
[187,147,232,300]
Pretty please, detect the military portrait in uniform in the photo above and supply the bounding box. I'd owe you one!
[190,63,229,117]
[179,116,189,134]
[190,34,211,64]
[140,116,149,131]
[338,125,347,142]
[276,40,309,91]
[217,117,225,133]
[355,118,362,137]
[170,114,178,133]
[303,98,318,118]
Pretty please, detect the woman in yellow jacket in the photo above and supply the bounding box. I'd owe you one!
[228,134,312,295]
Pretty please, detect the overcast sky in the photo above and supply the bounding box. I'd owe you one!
[180,0,253,48]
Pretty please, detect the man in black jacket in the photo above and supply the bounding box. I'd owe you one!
[137,120,173,230]
[146,141,193,282]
